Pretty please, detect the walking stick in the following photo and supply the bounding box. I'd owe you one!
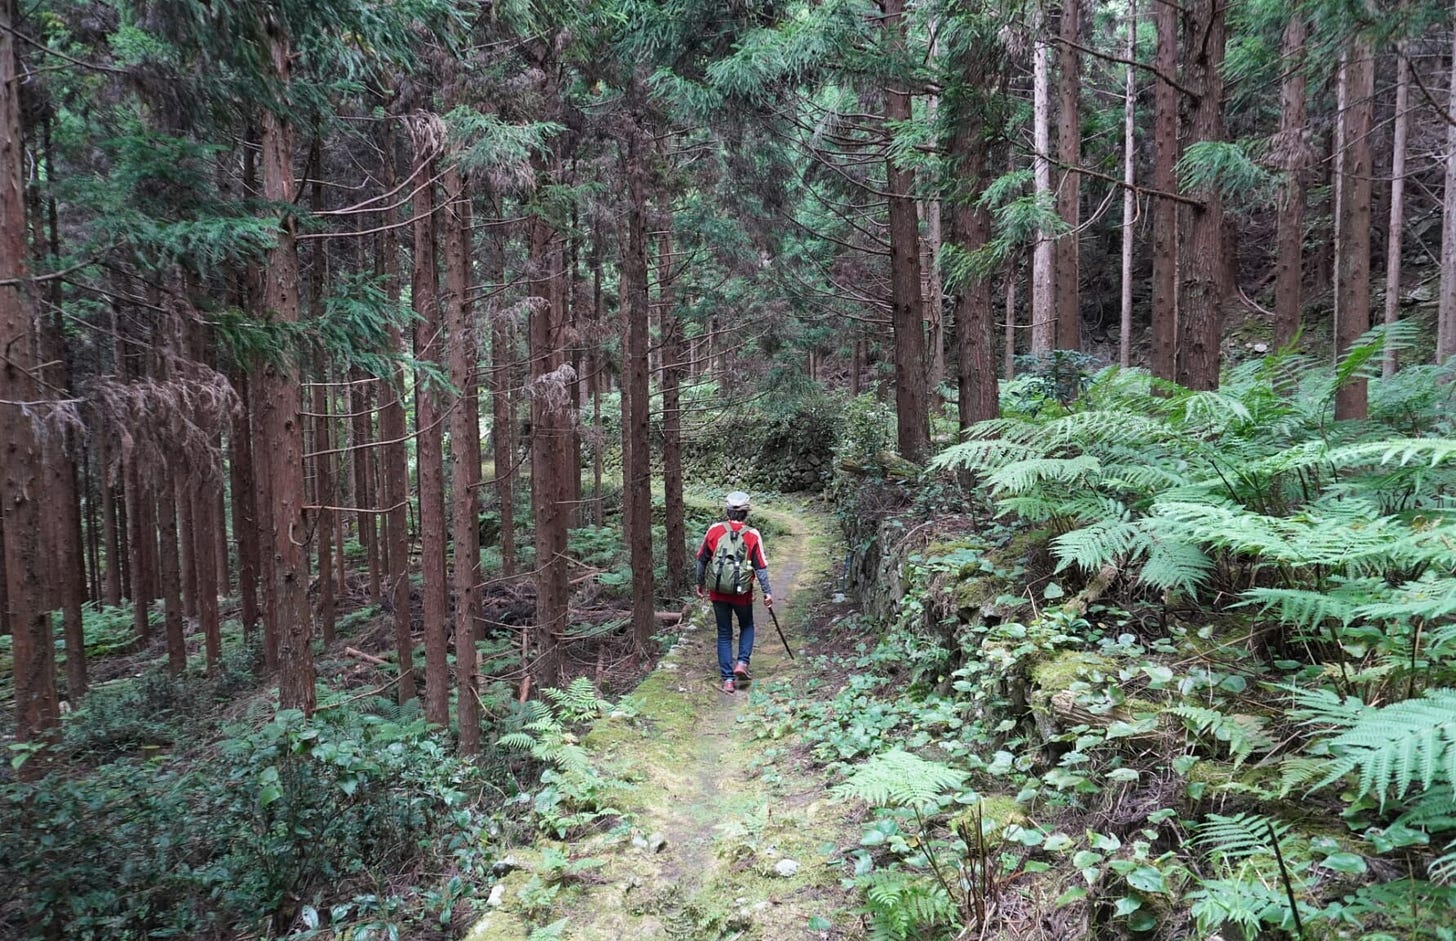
[767,604,794,659]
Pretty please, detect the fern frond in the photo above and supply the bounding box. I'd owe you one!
[833,750,968,809]
[498,732,537,751]
[1356,574,1456,624]
[1307,690,1456,806]
[985,455,1102,496]
[544,677,610,722]
[857,869,955,941]
[1038,410,1176,448]
[1169,706,1276,765]
[929,437,1042,474]
[1138,532,1214,594]
[1175,390,1254,434]
[1191,811,1291,864]
[1326,438,1456,470]
[1052,518,1140,573]
[1239,584,1372,632]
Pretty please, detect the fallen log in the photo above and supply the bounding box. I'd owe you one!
[345,646,388,666]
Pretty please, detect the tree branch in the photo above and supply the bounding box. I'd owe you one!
[1051,33,1199,100]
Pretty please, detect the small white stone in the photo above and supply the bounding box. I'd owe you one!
[1253,342,1269,353]
[773,859,801,878]
[831,592,847,603]
[487,884,506,907]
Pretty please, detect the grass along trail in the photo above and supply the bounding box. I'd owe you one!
[466,500,863,940]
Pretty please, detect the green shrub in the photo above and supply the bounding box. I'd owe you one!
[1,703,487,940]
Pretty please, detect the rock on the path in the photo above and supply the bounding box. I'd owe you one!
[773,859,801,878]
[490,855,524,876]
[486,884,506,908]
[648,832,669,853]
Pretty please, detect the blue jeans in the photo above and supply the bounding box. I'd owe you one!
[713,601,755,680]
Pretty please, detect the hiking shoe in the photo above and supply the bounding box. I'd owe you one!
[734,661,751,681]
[721,678,736,694]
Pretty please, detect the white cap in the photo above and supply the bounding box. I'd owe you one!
[725,491,751,511]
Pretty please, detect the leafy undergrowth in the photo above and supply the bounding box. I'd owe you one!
[795,335,1456,940]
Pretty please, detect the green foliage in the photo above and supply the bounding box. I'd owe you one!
[497,682,627,838]
[833,392,897,469]
[0,703,489,940]
[834,750,968,809]
[856,869,956,941]
[1291,688,1456,809]
[1177,140,1277,205]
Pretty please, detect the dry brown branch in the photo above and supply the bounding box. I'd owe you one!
[87,363,238,480]
[345,646,389,666]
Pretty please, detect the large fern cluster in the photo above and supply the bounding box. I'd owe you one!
[931,334,1456,682]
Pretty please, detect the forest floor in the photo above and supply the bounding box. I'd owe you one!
[465,499,867,941]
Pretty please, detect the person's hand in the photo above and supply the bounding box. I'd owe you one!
[695,585,705,600]
[764,593,774,608]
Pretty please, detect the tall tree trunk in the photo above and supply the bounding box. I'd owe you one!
[99,431,123,606]
[623,120,656,658]
[350,370,381,602]
[40,293,87,700]
[659,230,688,596]
[191,466,222,672]
[215,482,230,597]
[1150,0,1178,381]
[230,378,261,637]
[1055,0,1082,351]
[1274,13,1309,350]
[487,196,517,578]
[260,23,314,715]
[232,382,259,639]
[250,361,279,668]
[1384,45,1410,378]
[124,456,155,645]
[948,37,1001,429]
[2,0,60,755]
[1031,7,1056,356]
[409,122,449,726]
[1174,0,1227,391]
[1335,40,1373,419]
[377,123,417,706]
[1004,258,1017,380]
[445,164,482,755]
[884,0,930,463]
[1119,0,1137,367]
[527,46,573,688]
[310,177,336,648]
[924,198,945,396]
[590,219,605,528]
[177,464,199,621]
[160,475,187,675]
[1437,11,1456,365]
[84,450,102,605]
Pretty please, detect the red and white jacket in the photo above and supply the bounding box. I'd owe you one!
[695,520,771,604]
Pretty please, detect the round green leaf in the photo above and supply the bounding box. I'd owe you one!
[1317,853,1368,875]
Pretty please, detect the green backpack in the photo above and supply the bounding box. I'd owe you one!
[710,525,753,595]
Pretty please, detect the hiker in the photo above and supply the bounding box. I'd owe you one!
[695,491,774,694]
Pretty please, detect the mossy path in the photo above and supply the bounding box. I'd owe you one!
[466,501,862,940]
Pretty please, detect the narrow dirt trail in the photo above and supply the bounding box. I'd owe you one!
[467,502,861,940]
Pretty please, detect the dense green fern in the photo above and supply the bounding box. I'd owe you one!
[1293,689,1456,807]
[833,750,968,809]
[856,869,956,941]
